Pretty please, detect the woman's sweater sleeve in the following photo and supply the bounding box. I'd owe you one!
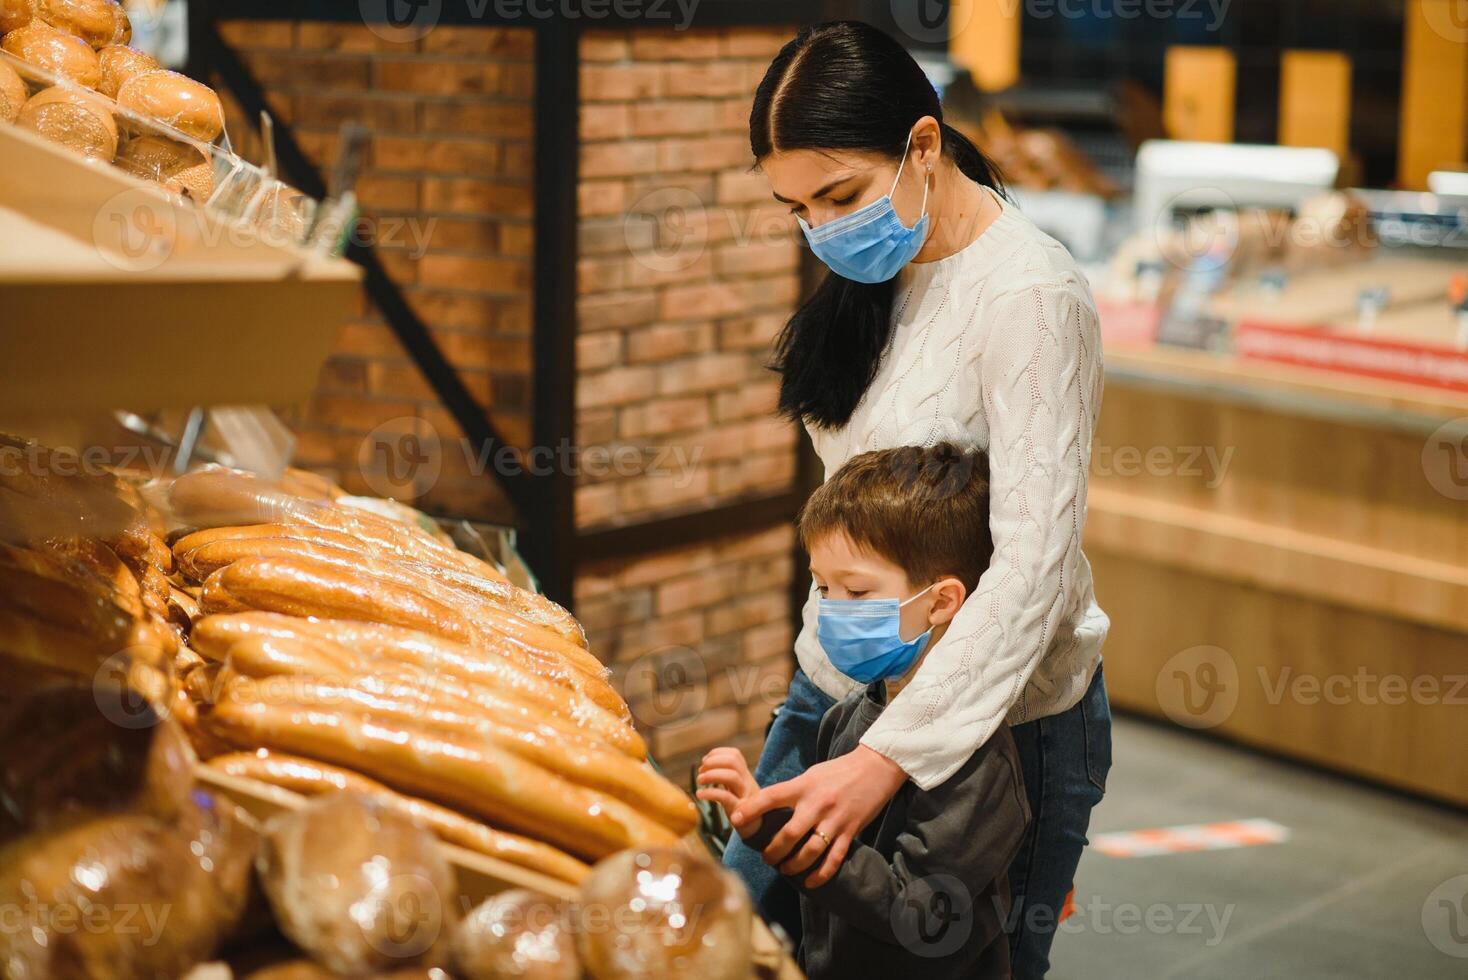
[859,278,1100,790]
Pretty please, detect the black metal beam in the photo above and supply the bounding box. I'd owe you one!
[575,490,802,564]
[523,16,581,609]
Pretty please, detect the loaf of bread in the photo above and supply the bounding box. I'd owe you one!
[116,133,214,200]
[15,84,116,160]
[258,791,456,975]
[0,0,32,34]
[37,0,128,47]
[116,68,224,141]
[577,847,753,980]
[0,58,25,121]
[204,699,680,861]
[97,42,157,96]
[207,751,592,884]
[191,614,643,757]
[212,673,694,833]
[2,20,101,86]
[452,890,581,980]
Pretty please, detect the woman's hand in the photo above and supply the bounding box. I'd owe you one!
[732,745,907,888]
[694,746,759,816]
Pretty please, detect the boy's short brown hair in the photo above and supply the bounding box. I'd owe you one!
[798,443,993,591]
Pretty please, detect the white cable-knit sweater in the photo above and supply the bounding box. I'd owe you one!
[794,190,1110,791]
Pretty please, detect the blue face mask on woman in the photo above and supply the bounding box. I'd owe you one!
[798,129,931,284]
[817,583,936,683]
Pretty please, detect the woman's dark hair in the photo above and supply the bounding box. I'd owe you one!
[750,21,1004,429]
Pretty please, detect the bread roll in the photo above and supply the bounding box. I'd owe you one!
[15,83,116,160]
[207,751,592,884]
[97,42,157,96]
[258,791,456,975]
[577,848,753,980]
[2,20,101,87]
[116,133,214,200]
[0,0,33,34]
[214,674,695,833]
[204,699,680,861]
[0,58,25,121]
[453,890,580,980]
[245,963,451,980]
[37,0,127,47]
[116,68,224,141]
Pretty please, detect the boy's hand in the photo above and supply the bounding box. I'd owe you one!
[695,746,758,816]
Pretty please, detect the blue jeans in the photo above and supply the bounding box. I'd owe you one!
[722,667,836,947]
[1007,666,1113,979]
[724,665,1111,978]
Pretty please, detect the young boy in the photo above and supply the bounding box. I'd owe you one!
[697,443,1030,979]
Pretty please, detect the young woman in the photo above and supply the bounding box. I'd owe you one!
[720,22,1112,979]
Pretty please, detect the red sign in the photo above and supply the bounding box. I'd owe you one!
[1235,320,1468,393]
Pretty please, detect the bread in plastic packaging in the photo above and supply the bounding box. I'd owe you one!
[452,888,581,980]
[2,19,101,87]
[15,83,116,160]
[577,847,753,980]
[0,57,25,120]
[97,42,158,97]
[258,791,457,976]
[0,684,194,841]
[37,0,129,48]
[0,0,33,34]
[116,133,214,200]
[116,68,224,141]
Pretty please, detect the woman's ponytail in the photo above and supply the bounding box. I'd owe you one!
[751,22,1004,430]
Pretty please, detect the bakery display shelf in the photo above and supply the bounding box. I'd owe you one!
[0,121,359,416]
[200,767,804,979]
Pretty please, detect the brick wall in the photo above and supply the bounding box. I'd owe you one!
[215,20,536,524]
[573,26,803,784]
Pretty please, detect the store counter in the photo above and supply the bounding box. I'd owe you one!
[1089,300,1468,807]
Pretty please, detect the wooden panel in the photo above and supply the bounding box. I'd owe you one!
[1164,46,1237,143]
[949,0,1021,92]
[1091,550,1468,809]
[1398,0,1468,189]
[1279,50,1352,157]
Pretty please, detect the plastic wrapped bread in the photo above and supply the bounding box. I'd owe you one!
[452,889,581,980]
[2,21,101,87]
[36,0,129,48]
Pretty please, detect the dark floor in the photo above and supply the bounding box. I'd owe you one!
[1049,716,1468,979]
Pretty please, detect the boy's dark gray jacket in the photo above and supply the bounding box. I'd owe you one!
[742,681,1031,980]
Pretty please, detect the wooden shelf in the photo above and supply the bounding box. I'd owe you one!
[0,124,359,417]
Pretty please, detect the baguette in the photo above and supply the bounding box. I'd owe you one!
[177,526,587,652]
[203,699,679,861]
[217,675,695,833]
[192,622,644,758]
[206,750,592,884]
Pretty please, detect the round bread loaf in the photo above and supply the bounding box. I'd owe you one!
[2,19,101,87]
[116,133,214,200]
[577,847,753,980]
[37,0,126,47]
[0,0,33,34]
[16,84,117,160]
[116,68,224,141]
[0,58,25,122]
[97,42,156,97]
[452,890,581,980]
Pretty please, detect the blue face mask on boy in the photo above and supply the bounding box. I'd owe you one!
[797,128,931,284]
[817,584,936,683]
